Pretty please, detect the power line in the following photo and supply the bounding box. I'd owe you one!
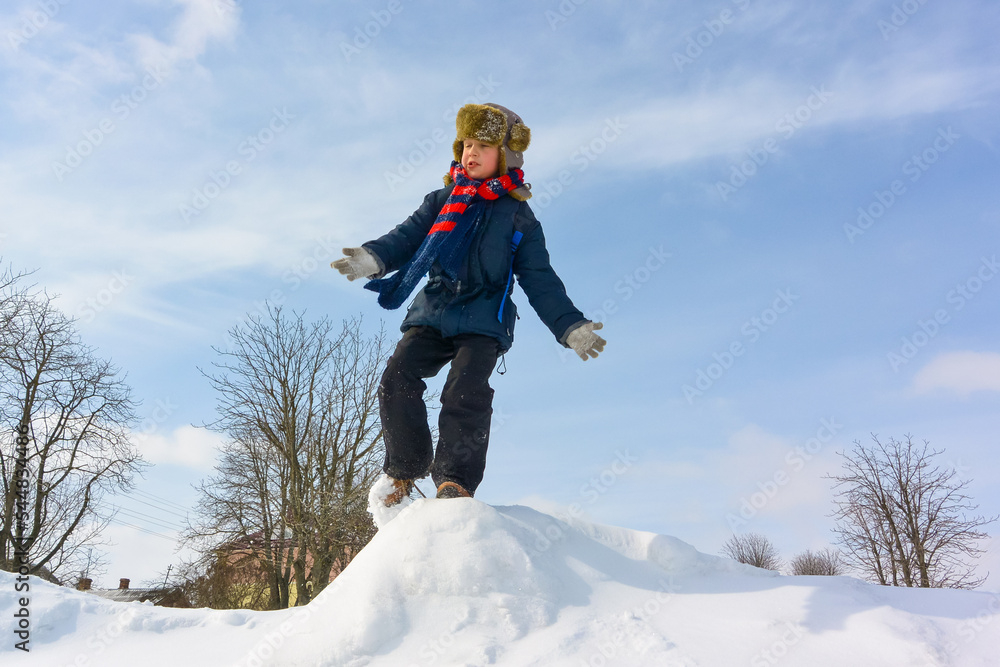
[131,488,192,513]
[113,505,185,529]
[112,487,192,516]
[117,494,189,520]
[108,519,178,543]
[113,507,185,533]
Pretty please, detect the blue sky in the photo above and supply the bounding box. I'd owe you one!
[2,0,999,588]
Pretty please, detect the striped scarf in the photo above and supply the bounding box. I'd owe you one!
[365,161,525,310]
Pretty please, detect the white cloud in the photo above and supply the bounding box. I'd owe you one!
[134,424,222,470]
[128,0,240,72]
[710,423,842,528]
[912,351,1000,397]
[1,0,240,123]
[528,57,1000,178]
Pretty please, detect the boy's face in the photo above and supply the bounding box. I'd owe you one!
[461,139,500,180]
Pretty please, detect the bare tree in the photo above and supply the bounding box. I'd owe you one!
[790,548,845,576]
[297,322,387,597]
[0,271,144,581]
[721,533,782,571]
[184,428,293,609]
[829,434,995,589]
[185,307,389,608]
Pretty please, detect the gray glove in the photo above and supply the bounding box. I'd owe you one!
[566,322,606,361]
[331,247,380,281]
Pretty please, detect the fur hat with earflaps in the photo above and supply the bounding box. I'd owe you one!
[446,102,532,200]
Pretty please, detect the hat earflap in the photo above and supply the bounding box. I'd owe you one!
[508,122,531,153]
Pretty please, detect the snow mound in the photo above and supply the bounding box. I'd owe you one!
[3,498,999,666]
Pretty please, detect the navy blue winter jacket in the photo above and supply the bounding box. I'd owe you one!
[363,185,586,352]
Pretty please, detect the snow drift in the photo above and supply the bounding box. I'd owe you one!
[2,498,999,666]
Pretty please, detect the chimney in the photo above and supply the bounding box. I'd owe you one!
[77,577,92,591]
[119,578,130,590]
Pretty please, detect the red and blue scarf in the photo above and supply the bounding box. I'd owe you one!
[365,162,525,310]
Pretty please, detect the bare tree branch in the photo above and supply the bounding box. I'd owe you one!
[790,548,845,576]
[182,308,389,609]
[721,532,782,571]
[1,269,144,582]
[828,434,995,589]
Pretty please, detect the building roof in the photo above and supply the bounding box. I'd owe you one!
[85,586,191,607]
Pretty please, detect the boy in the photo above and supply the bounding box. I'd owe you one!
[332,103,605,504]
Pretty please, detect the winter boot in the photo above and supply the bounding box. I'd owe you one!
[383,478,415,507]
[436,481,471,499]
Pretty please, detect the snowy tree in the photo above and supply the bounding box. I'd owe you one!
[829,434,995,589]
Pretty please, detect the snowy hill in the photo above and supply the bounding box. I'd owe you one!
[3,498,999,666]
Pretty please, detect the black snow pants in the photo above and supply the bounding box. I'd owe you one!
[378,326,501,496]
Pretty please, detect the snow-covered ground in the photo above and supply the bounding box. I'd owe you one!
[3,495,999,666]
